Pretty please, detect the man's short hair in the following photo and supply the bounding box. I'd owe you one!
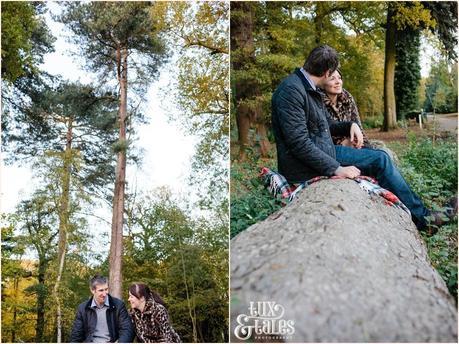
[303,45,339,77]
[90,274,107,290]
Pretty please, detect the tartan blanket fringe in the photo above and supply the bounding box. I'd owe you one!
[259,167,410,215]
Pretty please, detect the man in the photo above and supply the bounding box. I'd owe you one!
[70,275,134,343]
[271,45,454,233]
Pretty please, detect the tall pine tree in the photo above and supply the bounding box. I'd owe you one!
[60,2,168,299]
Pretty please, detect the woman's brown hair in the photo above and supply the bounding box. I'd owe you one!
[129,283,167,308]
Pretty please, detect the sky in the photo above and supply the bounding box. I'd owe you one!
[1,2,197,257]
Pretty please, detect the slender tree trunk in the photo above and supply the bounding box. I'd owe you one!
[179,242,197,342]
[109,45,128,299]
[54,117,73,343]
[383,5,397,131]
[191,277,203,342]
[36,257,47,342]
[11,275,18,343]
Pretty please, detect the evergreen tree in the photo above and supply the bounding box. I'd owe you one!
[1,2,55,144]
[60,2,168,299]
[1,2,54,84]
[395,28,421,120]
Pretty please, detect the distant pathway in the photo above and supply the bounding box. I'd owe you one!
[427,113,458,133]
[365,113,457,143]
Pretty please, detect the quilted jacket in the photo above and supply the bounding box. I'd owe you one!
[271,68,354,183]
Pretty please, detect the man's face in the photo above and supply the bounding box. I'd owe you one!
[91,283,109,306]
[316,70,334,89]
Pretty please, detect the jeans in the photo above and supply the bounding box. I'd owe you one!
[335,146,429,229]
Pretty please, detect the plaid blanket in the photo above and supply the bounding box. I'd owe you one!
[259,167,410,215]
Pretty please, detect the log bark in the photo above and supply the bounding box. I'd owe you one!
[230,179,457,342]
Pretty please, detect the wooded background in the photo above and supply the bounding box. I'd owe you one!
[230,0,458,308]
[1,2,228,343]
[230,1,458,159]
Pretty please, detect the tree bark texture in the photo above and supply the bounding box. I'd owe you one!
[36,257,47,342]
[109,46,128,299]
[54,118,73,343]
[383,5,397,131]
[231,2,270,160]
[230,179,457,342]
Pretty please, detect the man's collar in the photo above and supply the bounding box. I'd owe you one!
[91,295,110,308]
[300,67,316,91]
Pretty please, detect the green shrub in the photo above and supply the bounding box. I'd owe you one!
[397,135,457,300]
[362,116,383,129]
[230,158,282,238]
[230,185,282,238]
[398,135,457,208]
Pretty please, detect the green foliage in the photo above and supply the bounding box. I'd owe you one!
[393,135,457,298]
[153,2,229,215]
[423,59,458,113]
[422,222,458,300]
[398,135,457,207]
[395,28,421,120]
[391,2,435,31]
[421,1,458,60]
[230,1,388,151]
[60,2,168,92]
[1,186,94,342]
[123,189,228,342]
[362,116,383,129]
[112,139,129,154]
[230,159,282,238]
[1,2,55,83]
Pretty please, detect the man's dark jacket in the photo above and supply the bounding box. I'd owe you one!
[272,68,354,183]
[70,294,134,343]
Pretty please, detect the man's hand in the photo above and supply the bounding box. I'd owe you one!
[334,166,361,179]
[350,123,364,149]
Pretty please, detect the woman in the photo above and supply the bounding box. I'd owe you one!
[320,69,371,148]
[128,283,181,343]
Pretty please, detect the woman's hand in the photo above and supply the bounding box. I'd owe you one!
[350,123,364,149]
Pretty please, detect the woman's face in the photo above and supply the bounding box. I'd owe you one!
[324,70,343,95]
[128,292,145,310]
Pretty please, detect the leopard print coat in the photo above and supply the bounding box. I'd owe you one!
[129,299,181,343]
[320,88,371,147]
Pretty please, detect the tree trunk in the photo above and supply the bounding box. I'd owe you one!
[256,122,271,158]
[109,45,128,299]
[11,275,19,343]
[383,5,397,131]
[231,179,457,342]
[54,118,73,343]
[231,2,267,159]
[235,103,250,161]
[35,257,47,342]
[179,240,197,342]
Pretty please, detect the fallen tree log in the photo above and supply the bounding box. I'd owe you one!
[230,179,457,342]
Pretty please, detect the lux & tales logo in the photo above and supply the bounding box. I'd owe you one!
[234,301,295,341]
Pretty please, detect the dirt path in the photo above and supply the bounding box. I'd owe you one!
[365,113,457,143]
[428,113,458,133]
